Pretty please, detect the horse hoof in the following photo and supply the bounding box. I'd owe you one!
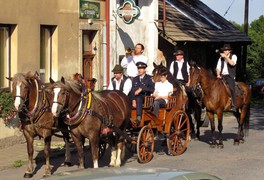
[43,173,51,178]
[217,144,224,149]
[240,139,245,144]
[108,164,115,167]
[210,144,216,148]
[63,162,72,167]
[24,173,33,178]
[233,141,240,146]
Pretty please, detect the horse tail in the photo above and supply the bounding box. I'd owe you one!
[244,103,250,137]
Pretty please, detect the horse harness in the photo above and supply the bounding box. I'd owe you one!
[19,77,51,127]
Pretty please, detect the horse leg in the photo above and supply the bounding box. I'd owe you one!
[62,132,72,166]
[216,111,224,148]
[194,104,202,140]
[89,135,99,168]
[207,112,217,148]
[23,130,34,178]
[71,133,85,169]
[43,135,51,177]
[115,137,124,167]
[234,107,247,145]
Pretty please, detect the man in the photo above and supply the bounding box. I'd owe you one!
[121,43,148,79]
[131,62,154,126]
[152,69,173,117]
[169,50,190,87]
[107,64,132,96]
[216,44,237,111]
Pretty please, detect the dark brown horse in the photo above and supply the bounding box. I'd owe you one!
[189,65,251,148]
[49,77,131,168]
[152,63,203,138]
[6,72,71,178]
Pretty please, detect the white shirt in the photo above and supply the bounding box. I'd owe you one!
[154,80,173,103]
[216,54,237,75]
[121,54,148,77]
[107,76,132,96]
[169,59,190,80]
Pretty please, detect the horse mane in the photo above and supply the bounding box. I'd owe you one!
[13,72,35,85]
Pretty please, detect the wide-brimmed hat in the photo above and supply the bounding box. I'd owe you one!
[112,65,123,73]
[136,62,147,68]
[173,50,184,56]
[221,44,232,51]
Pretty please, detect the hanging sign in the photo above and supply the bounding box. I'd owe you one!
[117,0,140,24]
[79,0,100,19]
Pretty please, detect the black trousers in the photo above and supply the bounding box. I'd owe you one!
[222,75,236,106]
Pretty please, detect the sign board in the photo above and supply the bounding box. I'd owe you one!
[117,0,140,24]
[79,0,100,19]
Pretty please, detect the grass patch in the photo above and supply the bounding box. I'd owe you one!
[13,160,24,168]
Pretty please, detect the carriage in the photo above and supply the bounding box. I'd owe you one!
[125,95,190,163]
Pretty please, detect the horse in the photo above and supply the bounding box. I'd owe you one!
[189,64,251,148]
[6,72,71,178]
[152,63,203,139]
[49,77,131,168]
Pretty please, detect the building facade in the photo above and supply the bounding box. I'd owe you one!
[0,0,159,90]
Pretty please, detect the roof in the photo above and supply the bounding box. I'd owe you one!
[158,0,252,44]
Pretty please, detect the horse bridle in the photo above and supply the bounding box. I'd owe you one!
[190,67,204,99]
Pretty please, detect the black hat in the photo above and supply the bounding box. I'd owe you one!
[221,44,232,51]
[136,62,147,68]
[173,50,184,56]
[112,65,123,73]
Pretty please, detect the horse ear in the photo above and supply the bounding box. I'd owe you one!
[61,77,66,84]
[6,77,13,81]
[34,71,40,77]
[49,77,55,84]
[153,62,157,68]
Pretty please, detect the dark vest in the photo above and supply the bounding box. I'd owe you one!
[220,54,236,79]
[111,75,128,92]
[173,60,188,83]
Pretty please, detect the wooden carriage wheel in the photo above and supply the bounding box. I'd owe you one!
[166,110,190,156]
[137,126,155,163]
[98,139,107,159]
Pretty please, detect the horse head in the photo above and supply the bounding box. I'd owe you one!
[152,62,167,83]
[6,71,40,114]
[49,77,82,117]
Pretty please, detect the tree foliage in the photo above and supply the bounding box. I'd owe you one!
[232,15,264,84]
[244,15,264,83]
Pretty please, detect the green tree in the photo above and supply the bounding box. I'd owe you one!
[247,15,264,83]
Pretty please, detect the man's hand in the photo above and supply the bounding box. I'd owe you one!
[135,88,142,95]
[217,75,222,79]
[132,100,136,108]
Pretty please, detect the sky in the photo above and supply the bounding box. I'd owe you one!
[200,0,264,24]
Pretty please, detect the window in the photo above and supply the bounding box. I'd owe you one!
[40,25,56,82]
[0,25,10,88]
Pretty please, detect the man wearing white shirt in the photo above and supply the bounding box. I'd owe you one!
[216,44,237,111]
[121,43,148,79]
[169,50,190,87]
[152,69,173,117]
[108,64,132,96]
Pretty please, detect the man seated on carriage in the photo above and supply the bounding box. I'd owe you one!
[131,62,155,126]
[152,69,173,117]
[107,64,132,96]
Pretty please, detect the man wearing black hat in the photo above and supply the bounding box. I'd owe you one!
[216,44,237,111]
[108,64,132,96]
[169,50,190,86]
[131,62,155,126]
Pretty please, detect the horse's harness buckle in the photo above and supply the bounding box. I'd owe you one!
[87,109,93,116]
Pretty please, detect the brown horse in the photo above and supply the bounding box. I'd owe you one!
[6,72,71,178]
[152,63,203,138]
[189,65,251,148]
[49,77,131,168]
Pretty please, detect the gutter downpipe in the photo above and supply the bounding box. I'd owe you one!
[104,0,110,89]
[163,0,166,26]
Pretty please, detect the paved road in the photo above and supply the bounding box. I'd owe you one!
[0,105,263,180]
